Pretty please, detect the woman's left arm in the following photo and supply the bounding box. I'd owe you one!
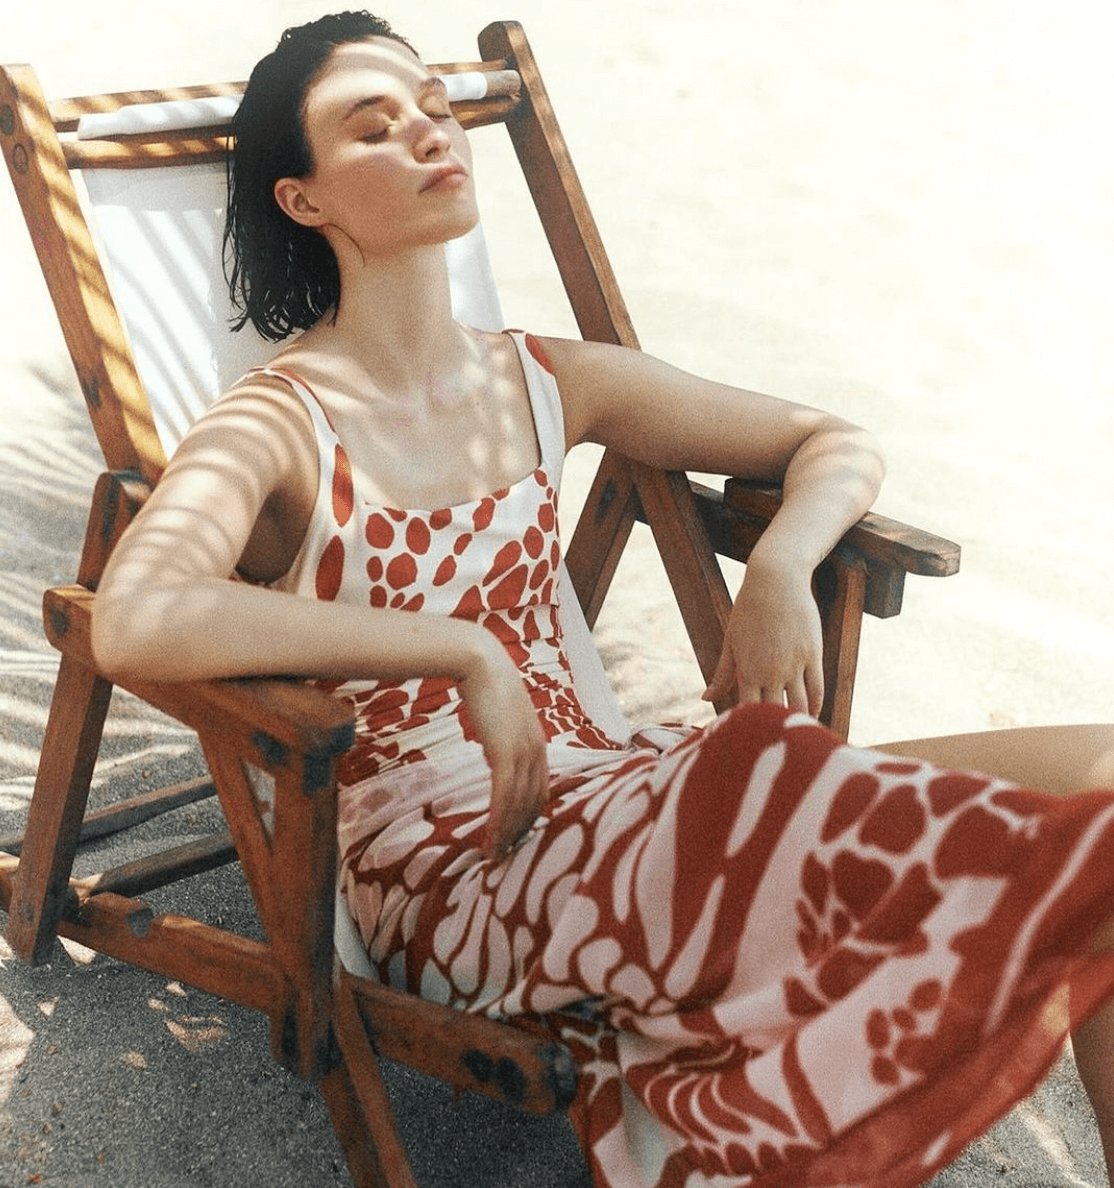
[542,337,886,715]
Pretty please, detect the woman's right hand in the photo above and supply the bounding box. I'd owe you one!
[457,633,549,860]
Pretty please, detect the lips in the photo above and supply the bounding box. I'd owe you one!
[420,163,469,193]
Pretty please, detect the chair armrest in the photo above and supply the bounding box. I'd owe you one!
[42,584,352,1076]
[688,478,960,619]
[77,469,153,590]
[722,478,960,576]
[43,585,355,776]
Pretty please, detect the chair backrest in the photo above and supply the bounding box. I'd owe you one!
[75,80,505,455]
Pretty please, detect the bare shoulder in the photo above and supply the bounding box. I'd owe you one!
[520,339,669,453]
[167,368,318,484]
[187,371,316,467]
[103,370,320,582]
[530,334,631,380]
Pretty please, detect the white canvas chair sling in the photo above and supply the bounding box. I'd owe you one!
[72,79,634,974]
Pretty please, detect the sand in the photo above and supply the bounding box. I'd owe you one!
[1,1,1112,1184]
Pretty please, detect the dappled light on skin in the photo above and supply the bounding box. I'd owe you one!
[292,38,478,268]
[305,38,429,98]
[335,327,546,507]
[465,331,543,487]
[270,327,540,514]
[91,381,316,680]
[811,433,886,512]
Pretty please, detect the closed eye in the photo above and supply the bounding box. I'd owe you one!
[420,76,454,122]
[423,101,455,122]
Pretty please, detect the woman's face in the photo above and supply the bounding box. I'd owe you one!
[278,37,478,259]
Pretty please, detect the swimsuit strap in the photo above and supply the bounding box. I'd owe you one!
[246,365,339,453]
[504,331,565,481]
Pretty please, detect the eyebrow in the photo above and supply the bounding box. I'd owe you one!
[341,76,448,123]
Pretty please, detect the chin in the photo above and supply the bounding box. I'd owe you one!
[431,207,482,245]
[444,221,479,244]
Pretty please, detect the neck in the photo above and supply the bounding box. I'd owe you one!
[296,239,475,400]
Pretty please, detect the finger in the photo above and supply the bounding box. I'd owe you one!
[482,764,512,858]
[488,755,545,859]
[702,648,735,702]
[513,753,543,826]
[530,745,549,808]
[805,664,825,718]
[736,681,763,706]
[527,762,549,828]
[785,675,810,714]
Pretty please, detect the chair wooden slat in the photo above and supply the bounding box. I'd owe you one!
[724,479,960,579]
[63,136,231,169]
[0,776,215,856]
[0,64,164,481]
[48,81,247,131]
[330,976,421,1188]
[5,653,113,963]
[263,758,338,1078]
[343,968,578,1114]
[0,863,284,1016]
[73,831,236,901]
[815,553,869,737]
[76,470,152,591]
[60,88,522,169]
[61,891,284,1015]
[46,62,514,129]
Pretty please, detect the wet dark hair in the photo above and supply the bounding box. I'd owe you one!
[224,11,416,341]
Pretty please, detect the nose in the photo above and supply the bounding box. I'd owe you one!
[413,114,450,161]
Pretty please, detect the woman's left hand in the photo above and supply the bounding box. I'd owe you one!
[702,554,824,716]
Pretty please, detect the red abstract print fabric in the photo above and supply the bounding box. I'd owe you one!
[265,335,1114,1186]
[344,704,1114,1186]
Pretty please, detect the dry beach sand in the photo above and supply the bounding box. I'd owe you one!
[1,1,1112,1183]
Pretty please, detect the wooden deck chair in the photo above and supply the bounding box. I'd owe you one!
[0,20,959,1185]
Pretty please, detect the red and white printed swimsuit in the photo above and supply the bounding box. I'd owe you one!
[264,331,1114,1188]
[267,330,624,790]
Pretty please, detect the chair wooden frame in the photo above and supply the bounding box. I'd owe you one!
[0,20,959,1185]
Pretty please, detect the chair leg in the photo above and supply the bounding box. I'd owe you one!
[7,654,113,963]
[321,972,419,1188]
[816,552,868,741]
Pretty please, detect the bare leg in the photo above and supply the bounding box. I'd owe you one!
[1075,1001,1114,1183]
[876,724,1114,1184]
[872,723,1114,796]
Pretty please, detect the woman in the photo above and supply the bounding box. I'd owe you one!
[91,12,1114,1186]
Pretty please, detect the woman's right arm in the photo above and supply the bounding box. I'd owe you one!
[93,380,483,684]
[91,382,547,856]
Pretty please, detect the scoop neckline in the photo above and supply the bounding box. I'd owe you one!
[362,464,552,517]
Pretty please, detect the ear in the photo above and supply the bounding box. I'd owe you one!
[273,176,327,228]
